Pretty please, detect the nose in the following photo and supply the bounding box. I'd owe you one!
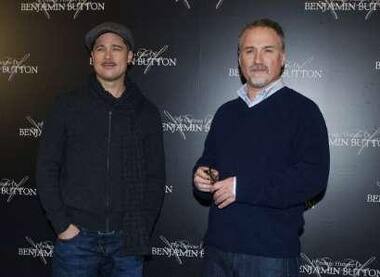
[253,51,263,64]
[105,49,112,59]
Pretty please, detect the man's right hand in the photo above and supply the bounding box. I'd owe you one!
[58,224,80,240]
[193,166,219,192]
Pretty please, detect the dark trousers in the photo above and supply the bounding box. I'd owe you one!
[202,246,299,277]
[53,228,143,277]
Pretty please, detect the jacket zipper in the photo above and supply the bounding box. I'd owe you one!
[106,110,112,232]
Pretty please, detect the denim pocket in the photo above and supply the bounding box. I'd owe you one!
[57,231,82,243]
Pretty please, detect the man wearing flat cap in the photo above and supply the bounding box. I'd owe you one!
[37,22,165,277]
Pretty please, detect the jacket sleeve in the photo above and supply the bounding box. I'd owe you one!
[36,94,70,234]
[142,107,166,235]
[236,103,330,209]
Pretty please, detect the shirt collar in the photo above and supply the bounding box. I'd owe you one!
[237,78,285,108]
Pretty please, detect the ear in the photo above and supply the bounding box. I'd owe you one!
[281,52,286,67]
[90,51,95,64]
[127,50,133,64]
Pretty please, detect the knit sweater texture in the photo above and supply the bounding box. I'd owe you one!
[195,86,330,257]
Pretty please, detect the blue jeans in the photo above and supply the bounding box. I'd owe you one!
[202,246,299,277]
[53,228,143,277]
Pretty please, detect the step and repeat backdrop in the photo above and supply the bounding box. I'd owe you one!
[1,0,379,276]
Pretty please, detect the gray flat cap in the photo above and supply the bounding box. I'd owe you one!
[85,22,135,51]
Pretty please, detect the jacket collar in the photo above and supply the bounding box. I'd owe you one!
[88,73,145,111]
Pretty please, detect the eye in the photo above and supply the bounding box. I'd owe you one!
[112,44,125,51]
[94,46,104,52]
[245,49,254,55]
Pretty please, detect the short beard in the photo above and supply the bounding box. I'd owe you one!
[247,77,269,89]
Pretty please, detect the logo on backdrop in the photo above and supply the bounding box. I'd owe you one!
[162,110,212,140]
[18,236,54,265]
[228,57,323,79]
[227,66,239,78]
[152,235,205,264]
[300,253,378,276]
[304,0,380,20]
[19,116,44,138]
[165,184,174,194]
[0,54,38,81]
[216,0,225,9]
[0,177,36,202]
[367,180,380,204]
[132,45,177,74]
[329,127,380,154]
[20,0,106,19]
[174,0,191,9]
[376,59,380,70]
[283,57,324,79]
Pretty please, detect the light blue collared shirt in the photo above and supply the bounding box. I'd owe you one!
[237,78,285,108]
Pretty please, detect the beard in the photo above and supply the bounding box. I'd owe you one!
[246,74,270,89]
[245,63,270,88]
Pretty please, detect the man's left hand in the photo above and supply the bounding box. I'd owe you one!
[212,177,236,209]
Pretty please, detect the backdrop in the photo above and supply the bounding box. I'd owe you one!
[1,0,379,276]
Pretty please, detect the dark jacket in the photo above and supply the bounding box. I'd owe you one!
[36,74,165,255]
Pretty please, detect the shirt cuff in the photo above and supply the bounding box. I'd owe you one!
[233,176,236,196]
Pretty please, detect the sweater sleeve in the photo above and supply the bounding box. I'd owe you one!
[236,103,330,209]
[36,94,71,234]
[193,108,220,201]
